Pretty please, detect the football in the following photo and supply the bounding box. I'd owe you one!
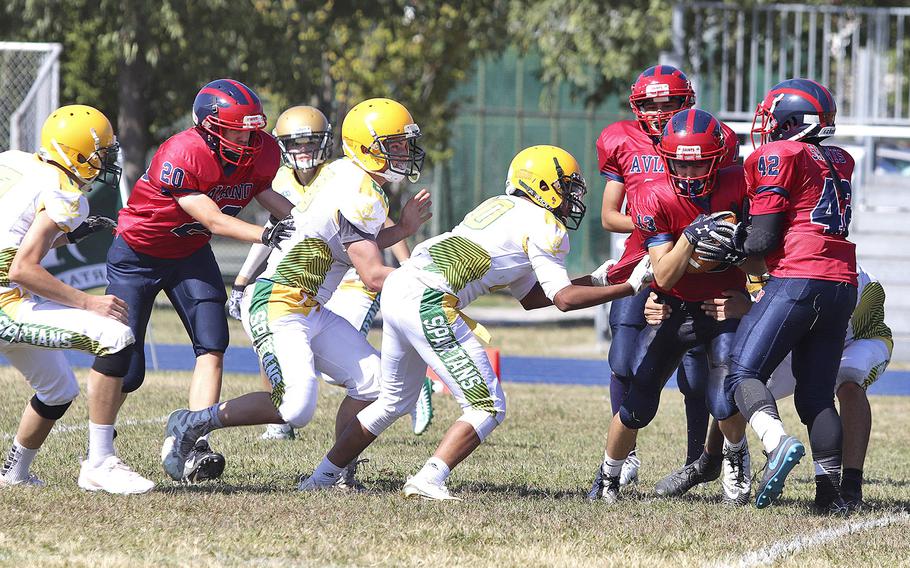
[686,211,737,273]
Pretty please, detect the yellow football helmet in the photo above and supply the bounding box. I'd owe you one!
[40,104,120,190]
[273,105,333,170]
[341,98,425,182]
[506,145,587,229]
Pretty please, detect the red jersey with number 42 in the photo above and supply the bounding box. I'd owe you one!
[745,140,856,285]
[116,128,280,259]
[634,166,748,301]
[596,119,739,284]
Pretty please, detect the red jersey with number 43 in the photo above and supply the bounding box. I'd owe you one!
[596,119,739,284]
[745,140,856,285]
[116,128,281,259]
[634,166,748,301]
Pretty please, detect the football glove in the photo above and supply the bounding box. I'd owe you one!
[227,285,245,320]
[626,255,653,294]
[66,216,116,244]
[590,258,617,286]
[261,215,295,249]
[695,222,749,266]
[683,211,733,245]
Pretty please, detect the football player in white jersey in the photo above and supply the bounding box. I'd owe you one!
[0,105,151,494]
[300,145,653,500]
[227,105,434,441]
[644,265,891,510]
[161,98,431,485]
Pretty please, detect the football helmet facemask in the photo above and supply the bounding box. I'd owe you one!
[505,145,587,230]
[341,98,425,183]
[273,105,333,171]
[658,108,727,198]
[630,65,695,138]
[39,104,121,191]
[751,78,837,147]
[193,79,267,167]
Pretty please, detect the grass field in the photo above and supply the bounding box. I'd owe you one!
[1,367,908,567]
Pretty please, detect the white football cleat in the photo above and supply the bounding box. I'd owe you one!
[0,472,45,488]
[78,456,154,495]
[402,475,462,501]
[620,449,641,486]
[721,440,752,506]
[261,423,295,441]
[297,473,336,492]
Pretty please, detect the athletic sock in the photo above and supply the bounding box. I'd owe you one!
[841,468,863,498]
[1,439,38,483]
[203,404,223,431]
[748,410,786,454]
[88,422,116,468]
[310,455,344,485]
[415,457,451,486]
[724,436,747,452]
[602,455,625,478]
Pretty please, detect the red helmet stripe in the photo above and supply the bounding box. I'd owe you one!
[772,87,824,113]
[686,108,696,132]
[231,80,258,107]
[805,79,834,108]
[199,86,239,105]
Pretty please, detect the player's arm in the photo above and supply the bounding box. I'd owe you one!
[601,180,634,232]
[254,188,294,219]
[346,239,394,292]
[648,237,691,291]
[383,216,411,262]
[376,189,432,249]
[9,211,127,323]
[519,278,635,312]
[176,193,268,244]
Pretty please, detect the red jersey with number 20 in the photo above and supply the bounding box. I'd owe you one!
[745,140,856,285]
[116,128,281,259]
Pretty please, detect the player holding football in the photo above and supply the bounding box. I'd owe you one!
[300,145,653,500]
[697,79,858,513]
[160,98,432,486]
[226,105,433,442]
[589,109,751,505]
[596,65,738,488]
[0,105,145,493]
[87,79,296,486]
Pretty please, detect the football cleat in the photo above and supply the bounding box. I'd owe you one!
[261,423,295,441]
[334,459,369,492]
[0,472,45,488]
[721,441,752,506]
[411,378,434,436]
[587,466,621,504]
[654,453,722,497]
[78,456,154,495]
[161,409,211,481]
[183,439,226,483]
[402,475,461,501]
[813,493,851,516]
[619,449,641,486]
[298,471,339,492]
[755,435,805,509]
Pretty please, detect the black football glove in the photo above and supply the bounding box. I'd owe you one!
[261,215,295,249]
[683,212,731,245]
[66,215,117,244]
[695,222,749,266]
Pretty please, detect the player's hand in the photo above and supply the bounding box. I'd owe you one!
[85,294,128,324]
[66,216,117,244]
[695,231,748,266]
[701,290,752,321]
[262,215,295,249]
[590,258,617,286]
[399,189,432,236]
[626,255,653,294]
[227,285,245,320]
[644,292,671,325]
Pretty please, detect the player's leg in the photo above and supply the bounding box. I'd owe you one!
[0,346,78,487]
[836,338,890,508]
[164,243,229,482]
[676,347,710,467]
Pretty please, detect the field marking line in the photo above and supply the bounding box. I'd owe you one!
[1,415,168,441]
[715,510,910,568]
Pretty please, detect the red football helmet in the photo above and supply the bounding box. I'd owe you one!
[630,65,695,137]
[193,79,267,166]
[657,108,727,198]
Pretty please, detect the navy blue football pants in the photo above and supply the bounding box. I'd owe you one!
[97,237,229,392]
[725,277,856,427]
[618,291,739,430]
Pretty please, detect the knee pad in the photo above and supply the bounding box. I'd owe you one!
[457,408,505,441]
[357,396,411,436]
[618,401,656,430]
[92,348,133,380]
[278,392,318,429]
[30,394,73,420]
[732,378,777,419]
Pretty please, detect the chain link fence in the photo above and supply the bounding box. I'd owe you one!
[0,42,61,153]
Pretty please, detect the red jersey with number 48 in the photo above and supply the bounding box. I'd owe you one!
[634,166,748,301]
[596,119,739,284]
[116,128,281,259]
[745,140,856,285]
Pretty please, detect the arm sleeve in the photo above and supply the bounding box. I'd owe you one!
[527,216,572,301]
[743,212,785,256]
[508,271,538,300]
[338,215,376,245]
[236,243,272,281]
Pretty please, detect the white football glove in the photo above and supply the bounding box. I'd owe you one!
[227,285,245,320]
[590,258,618,287]
[626,255,653,294]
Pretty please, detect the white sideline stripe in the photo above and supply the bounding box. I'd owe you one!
[717,511,910,568]
[1,415,168,441]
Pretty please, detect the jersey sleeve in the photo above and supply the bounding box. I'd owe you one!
[146,142,203,197]
[337,175,390,237]
[596,125,625,182]
[634,191,673,249]
[253,136,282,196]
[720,122,740,168]
[508,271,538,301]
[526,212,572,300]
[744,145,802,216]
[40,185,88,233]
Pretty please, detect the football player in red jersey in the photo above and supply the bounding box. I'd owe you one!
[589,109,750,505]
[699,79,858,512]
[85,79,296,485]
[594,65,739,492]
